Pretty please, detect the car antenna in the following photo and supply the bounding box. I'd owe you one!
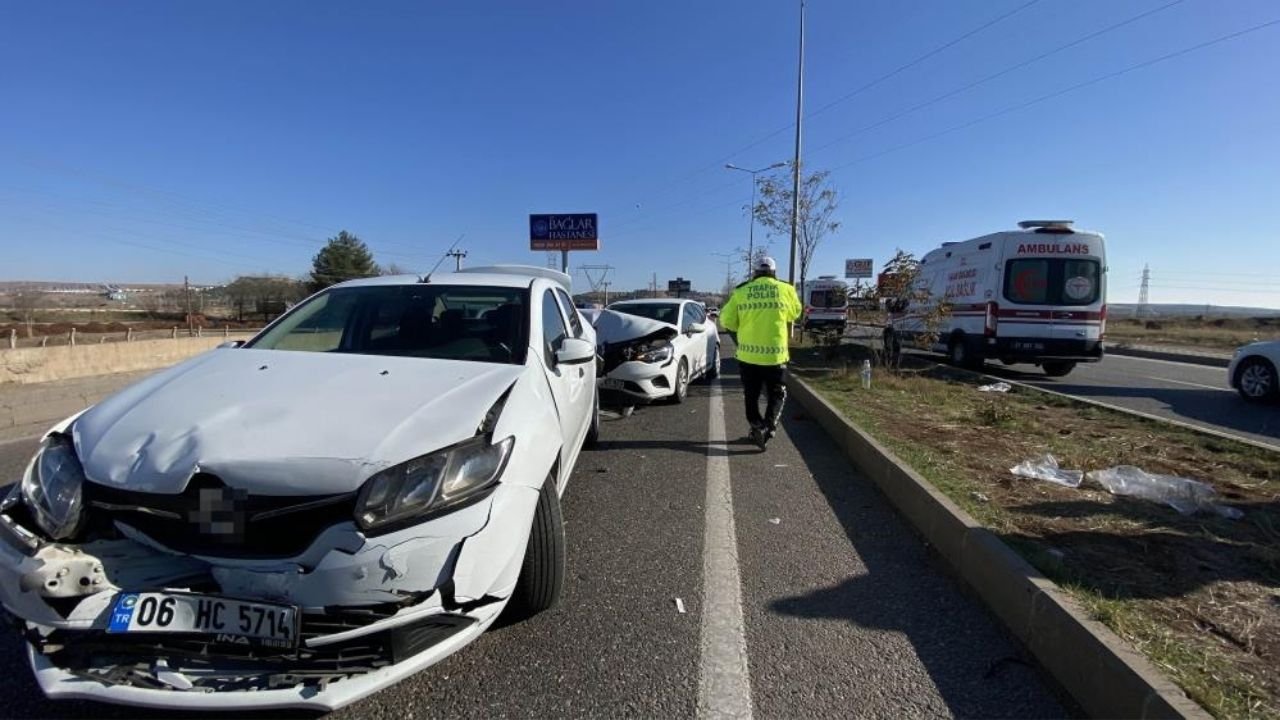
[422,233,466,283]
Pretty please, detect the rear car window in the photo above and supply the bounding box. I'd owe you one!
[612,303,680,325]
[1004,258,1101,306]
[808,289,846,308]
[248,284,529,364]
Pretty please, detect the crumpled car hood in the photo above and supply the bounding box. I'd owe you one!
[593,309,677,347]
[71,348,525,495]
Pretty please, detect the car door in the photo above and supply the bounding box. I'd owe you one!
[679,302,707,376]
[539,288,591,458]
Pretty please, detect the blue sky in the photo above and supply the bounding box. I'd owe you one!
[2,0,1278,308]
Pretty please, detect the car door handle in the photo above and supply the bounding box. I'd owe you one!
[578,368,584,378]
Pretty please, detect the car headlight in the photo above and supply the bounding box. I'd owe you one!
[637,342,674,364]
[355,435,515,533]
[21,434,87,541]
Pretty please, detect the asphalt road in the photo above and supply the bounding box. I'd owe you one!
[0,344,1070,719]
[983,353,1280,450]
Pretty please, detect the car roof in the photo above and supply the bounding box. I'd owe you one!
[333,272,537,290]
[610,298,685,306]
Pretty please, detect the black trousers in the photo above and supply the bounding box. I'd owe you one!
[739,361,787,430]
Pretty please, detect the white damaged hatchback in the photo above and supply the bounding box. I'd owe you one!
[0,267,599,711]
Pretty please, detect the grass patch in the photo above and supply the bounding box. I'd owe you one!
[1107,316,1278,353]
[793,345,1280,719]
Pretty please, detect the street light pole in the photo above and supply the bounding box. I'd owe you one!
[725,161,785,277]
[788,0,806,289]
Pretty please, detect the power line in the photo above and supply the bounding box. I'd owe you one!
[809,0,1185,156]
[806,0,1044,122]
[826,16,1280,174]
[604,0,1046,224]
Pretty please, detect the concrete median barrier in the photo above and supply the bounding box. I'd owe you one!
[788,374,1208,720]
[0,336,245,386]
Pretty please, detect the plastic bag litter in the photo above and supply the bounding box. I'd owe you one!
[1087,466,1243,519]
[978,382,1012,393]
[1010,454,1084,488]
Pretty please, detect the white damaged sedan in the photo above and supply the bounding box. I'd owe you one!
[0,267,599,711]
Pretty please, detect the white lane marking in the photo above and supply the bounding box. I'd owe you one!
[698,378,753,720]
[1142,375,1232,392]
[1108,353,1229,371]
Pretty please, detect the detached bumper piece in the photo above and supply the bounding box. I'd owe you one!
[36,612,475,693]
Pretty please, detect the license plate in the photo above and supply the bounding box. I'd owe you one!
[601,378,625,390]
[1014,342,1045,351]
[108,592,299,648]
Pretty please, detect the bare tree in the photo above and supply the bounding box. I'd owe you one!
[12,291,41,338]
[752,163,841,293]
[871,249,951,370]
[382,263,414,275]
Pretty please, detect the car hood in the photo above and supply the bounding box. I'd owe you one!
[593,309,678,347]
[71,348,525,495]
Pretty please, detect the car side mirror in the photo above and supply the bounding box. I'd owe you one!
[555,337,595,366]
[217,340,244,349]
[687,322,706,335]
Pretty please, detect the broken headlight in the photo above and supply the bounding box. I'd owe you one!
[21,434,87,541]
[636,342,673,364]
[355,435,515,532]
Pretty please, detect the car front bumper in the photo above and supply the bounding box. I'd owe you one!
[0,481,541,711]
[599,359,677,403]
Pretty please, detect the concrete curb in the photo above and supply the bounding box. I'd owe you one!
[1108,345,1231,368]
[788,375,1209,720]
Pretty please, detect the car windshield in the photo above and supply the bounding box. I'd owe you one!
[611,303,680,326]
[247,284,530,364]
[1004,258,1102,306]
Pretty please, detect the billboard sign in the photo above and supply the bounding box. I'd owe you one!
[845,258,873,279]
[530,213,599,251]
[667,278,692,293]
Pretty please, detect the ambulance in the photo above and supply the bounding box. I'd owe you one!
[801,276,849,334]
[884,220,1106,377]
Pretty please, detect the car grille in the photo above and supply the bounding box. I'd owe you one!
[42,612,475,691]
[84,473,357,558]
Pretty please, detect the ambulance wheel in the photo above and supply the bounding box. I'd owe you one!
[948,334,983,371]
[1042,361,1077,378]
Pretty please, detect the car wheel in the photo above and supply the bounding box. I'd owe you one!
[506,472,566,619]
[1236,357,1278,402]
[706,345,720,380]
[671,357,690,403]
[584,390,600,447]
[1042,361,1076,378]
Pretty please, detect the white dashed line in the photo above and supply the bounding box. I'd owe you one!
[1141,375,1231,392]
[698,377,753,720]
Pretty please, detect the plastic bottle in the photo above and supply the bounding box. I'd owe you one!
[860,359,872,389]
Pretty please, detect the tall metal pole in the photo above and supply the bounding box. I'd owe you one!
[560,249,569,274]
[747,177,757,276]
[787,0,806,289]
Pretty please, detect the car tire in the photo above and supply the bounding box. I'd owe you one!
[671,358,690,403]
[706,345,720,380]
[507,473,566,620]
[584,390,600,447]
[1042,361,1076,378]
[1235,357,1278,403]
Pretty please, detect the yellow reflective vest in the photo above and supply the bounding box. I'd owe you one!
[719,276,802,366]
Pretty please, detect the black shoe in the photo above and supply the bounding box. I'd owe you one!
[749,426,767,450]
[765,427,777,440]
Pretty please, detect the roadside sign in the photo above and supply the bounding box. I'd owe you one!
[667,278,692,293]
[845,258,873,279]
[530,214,598,251]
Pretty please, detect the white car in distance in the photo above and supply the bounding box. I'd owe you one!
[1229,339,1280,402]
[0,266,599,712]
[595,298,720,405]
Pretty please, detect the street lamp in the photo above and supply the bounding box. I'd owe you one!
[725,161,786,277]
